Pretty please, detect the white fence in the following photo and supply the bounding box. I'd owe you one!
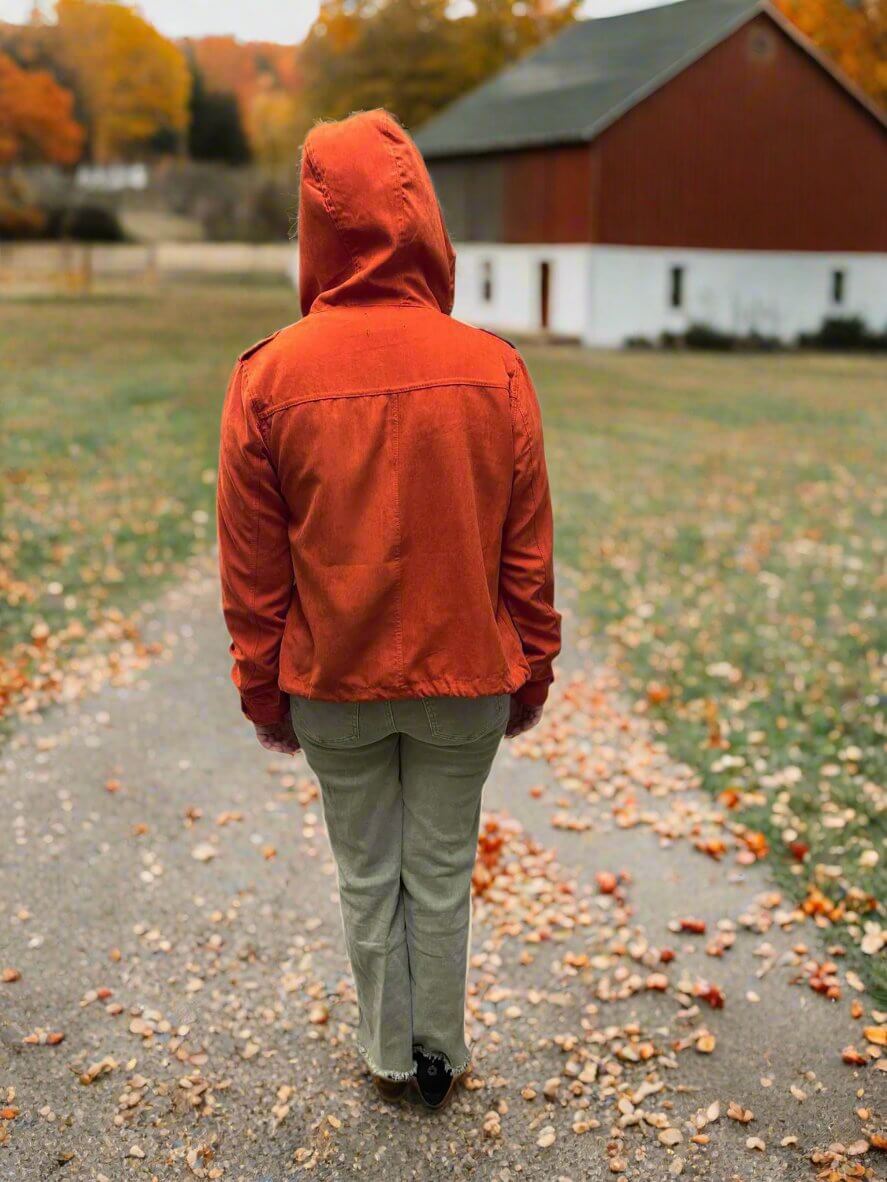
[0,242,294,292]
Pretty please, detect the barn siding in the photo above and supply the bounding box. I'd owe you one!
[594,13,887,252]
[429,158,504,242]
[501,146,593,243]
[430,146,592,244]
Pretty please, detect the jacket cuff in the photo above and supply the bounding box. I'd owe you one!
[514,678,551,707]
[240,690,290,726]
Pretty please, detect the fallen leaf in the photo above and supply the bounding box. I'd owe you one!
[536,1125,556,1148]
[694,979,725,1009]
[727,1102,754,1123]
[675,917,707,935]
[80,1056,117,1085]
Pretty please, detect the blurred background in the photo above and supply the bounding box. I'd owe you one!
[1,0,885,993]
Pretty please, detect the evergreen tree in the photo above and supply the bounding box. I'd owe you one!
[187,61,251,164]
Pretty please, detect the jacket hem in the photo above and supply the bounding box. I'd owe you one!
[279,668,534,703]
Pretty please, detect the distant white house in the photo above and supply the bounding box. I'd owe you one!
[75,163,150,193]
[413,0,887,346]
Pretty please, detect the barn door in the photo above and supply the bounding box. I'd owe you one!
[539,260,551,330]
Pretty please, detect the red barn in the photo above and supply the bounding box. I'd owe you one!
[415,0,887,345]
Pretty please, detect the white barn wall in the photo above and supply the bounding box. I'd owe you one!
[586,246,887,346]
[290,240,887,347]
[452,245,591,339]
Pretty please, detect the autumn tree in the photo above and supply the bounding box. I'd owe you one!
[774,0,886,108]
[189,35,304,168]
[52,0,191,162]
[187,60,251,165]
[300,0,578,130]
[248,84,306,171]
[190,35,259,114]
[0,49,83,164]
[453,0,582,97]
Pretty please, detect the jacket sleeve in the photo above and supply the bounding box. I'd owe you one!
[217,360,293,725]
[501,353,562,707]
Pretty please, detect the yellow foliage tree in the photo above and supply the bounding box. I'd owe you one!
[53,0,191,162]
[301,0,579,130]
[775,0,886,109]
[248,84,307,171]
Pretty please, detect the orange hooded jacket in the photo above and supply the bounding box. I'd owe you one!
[217,110,561,725]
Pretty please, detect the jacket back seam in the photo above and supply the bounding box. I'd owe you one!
[256,379,509,421]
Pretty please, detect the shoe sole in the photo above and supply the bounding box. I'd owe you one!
[372,1078,410,1103]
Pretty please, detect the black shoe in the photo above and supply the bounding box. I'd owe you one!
[414,1048,459,1111]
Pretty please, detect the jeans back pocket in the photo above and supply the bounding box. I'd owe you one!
[422,694,509,744]
[290,698,361,747]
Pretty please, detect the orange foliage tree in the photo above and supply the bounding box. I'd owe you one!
[52,0,191,162]
[774,0,886,108]
[0,49,83,164]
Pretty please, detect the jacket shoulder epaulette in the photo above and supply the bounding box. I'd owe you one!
[238,330,282,362]
[478,326,517,351]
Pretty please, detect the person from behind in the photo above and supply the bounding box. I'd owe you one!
[218,109,561,1110]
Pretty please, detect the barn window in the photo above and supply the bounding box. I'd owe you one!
[480,259,494,303]
[669,265,684,309]
[831,269,845,305]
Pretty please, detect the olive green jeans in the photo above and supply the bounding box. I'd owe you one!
[291,693,510,1081]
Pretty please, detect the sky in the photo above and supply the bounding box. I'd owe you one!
[0,0,680,45]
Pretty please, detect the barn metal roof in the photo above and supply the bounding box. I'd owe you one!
[415,0,882,158]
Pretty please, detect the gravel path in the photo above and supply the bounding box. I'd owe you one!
[1,565,883,1182]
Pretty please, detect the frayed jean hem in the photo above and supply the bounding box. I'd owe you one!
[357,1041,416,1082]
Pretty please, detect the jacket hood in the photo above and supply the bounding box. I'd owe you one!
[298,110,456,317]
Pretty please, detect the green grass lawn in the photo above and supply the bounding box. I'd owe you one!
[2,280,884,995]
[535,345,885,998]
[1,280,297,713]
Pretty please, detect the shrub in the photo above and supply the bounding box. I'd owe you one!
[651,324,783,352]
[683,323,735,350]
[44,204,126,242]
[797,316,887,351]
[0,199,47,239]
